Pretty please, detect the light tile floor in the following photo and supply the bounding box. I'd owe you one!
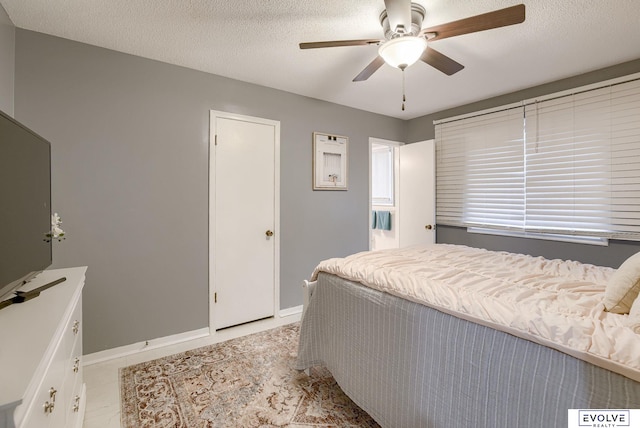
[83,313,301,428]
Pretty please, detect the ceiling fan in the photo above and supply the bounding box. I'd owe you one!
[300,1,526,82]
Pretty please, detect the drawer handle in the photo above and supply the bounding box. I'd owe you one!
[49,387,57,402]
[73,357,80,373]
[72,320,80,335]
[72,395,81,412]
[43,401,55,414]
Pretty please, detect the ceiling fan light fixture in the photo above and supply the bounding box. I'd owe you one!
[378,36,427,69]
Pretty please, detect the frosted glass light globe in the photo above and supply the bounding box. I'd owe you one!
[378,36,427,69]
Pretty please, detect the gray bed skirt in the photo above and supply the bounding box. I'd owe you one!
[296,272,640,428]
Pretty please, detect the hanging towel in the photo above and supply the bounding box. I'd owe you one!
[372,210,377,229]
[376,211,392,231]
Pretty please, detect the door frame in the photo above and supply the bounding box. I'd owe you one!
[208,110,281,332]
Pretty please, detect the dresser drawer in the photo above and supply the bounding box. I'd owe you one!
[19,340,68,428]
[63,297,82,361]
[66,321,84,421]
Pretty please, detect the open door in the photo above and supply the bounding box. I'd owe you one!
[398,139,435,247]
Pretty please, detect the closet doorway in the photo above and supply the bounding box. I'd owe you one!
[209,111,280,331]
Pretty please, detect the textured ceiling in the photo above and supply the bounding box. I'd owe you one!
[2,0,640,119]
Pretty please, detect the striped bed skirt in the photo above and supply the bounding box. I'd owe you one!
[296,272,640,428]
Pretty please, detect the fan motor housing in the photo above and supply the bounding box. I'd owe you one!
[380,3,426,39]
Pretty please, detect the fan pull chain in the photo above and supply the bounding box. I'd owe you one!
[401,68,406,111]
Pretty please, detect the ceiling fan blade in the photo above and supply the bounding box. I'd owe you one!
[353,56,386,82]
[300,39,381,49]
[384,0,412,34]
[421,4,525,41]
[420,47,464,76]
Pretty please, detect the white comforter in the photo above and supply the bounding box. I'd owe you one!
[311,244,640,382]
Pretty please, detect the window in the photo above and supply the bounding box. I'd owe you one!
[371,143,395,206]
[435,76,640,242]
[523,87,612,237]
[436,107,524,230]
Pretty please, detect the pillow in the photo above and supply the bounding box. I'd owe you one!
[604,252,640,314]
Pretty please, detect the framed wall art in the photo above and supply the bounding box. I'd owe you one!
[312,132,348,190]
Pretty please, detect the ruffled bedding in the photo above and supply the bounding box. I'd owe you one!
[311,244,640,382]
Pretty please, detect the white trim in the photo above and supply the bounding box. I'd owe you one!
[208,110,281,332]
[82,308,303,367]
[274,120,281,329]
[82,327,210,366]
[369,137,403,147]
[279,305,303,318]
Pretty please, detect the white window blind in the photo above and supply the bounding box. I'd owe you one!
[436,107,525,229]
[435,77,640,241]
[610,79,640,238]
[523,86,612,236]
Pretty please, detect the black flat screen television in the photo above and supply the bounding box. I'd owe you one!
[0,109,52,301]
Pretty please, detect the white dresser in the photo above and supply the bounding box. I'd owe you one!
[0,267,86,428]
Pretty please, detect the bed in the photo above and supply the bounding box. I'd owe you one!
[295,244,640,428]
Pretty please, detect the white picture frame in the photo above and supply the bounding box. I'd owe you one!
[312,132,348,190]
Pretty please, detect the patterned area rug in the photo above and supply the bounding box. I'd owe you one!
[120,323,380,427]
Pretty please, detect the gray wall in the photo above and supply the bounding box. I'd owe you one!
[0,3,14,115]
[437,225,640,269]
[14,29,406,354]
[406,58,640,268]
[13,25,640,354]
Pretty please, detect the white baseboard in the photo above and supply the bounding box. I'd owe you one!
[84,307,303,366]
[83,327,210,366]
[279,305,303,318]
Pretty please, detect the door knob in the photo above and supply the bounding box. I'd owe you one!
[265,230,274,237]
[425,224,433,230]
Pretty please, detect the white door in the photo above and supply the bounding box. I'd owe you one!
[209,111,280,331]
[398,139,435,247]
